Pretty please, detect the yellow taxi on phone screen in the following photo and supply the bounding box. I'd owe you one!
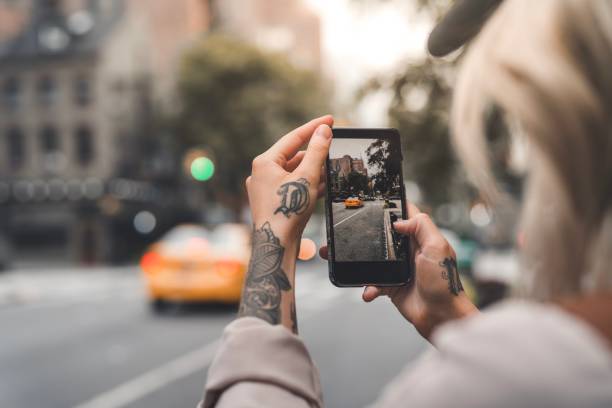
[344,196,364,209]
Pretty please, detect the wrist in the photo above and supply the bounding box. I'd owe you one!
[421,295,479,340]
[252,218,303,245]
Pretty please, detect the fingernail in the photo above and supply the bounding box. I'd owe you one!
[316,124,331,139]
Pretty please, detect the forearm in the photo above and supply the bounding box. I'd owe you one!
[238,221,299,333]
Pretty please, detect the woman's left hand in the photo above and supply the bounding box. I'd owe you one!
[246,115,333,241]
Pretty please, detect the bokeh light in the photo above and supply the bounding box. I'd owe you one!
[134,211,157,234]
[298,238,317,261]
[190,157,215,181]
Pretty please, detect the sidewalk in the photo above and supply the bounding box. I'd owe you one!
[0,265,143,308]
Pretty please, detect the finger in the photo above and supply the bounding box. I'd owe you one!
[362,286,381,302]
[318,245,328,260]
[297,124,333,177]
[317,181,326,199]
[407,202,421,218]
[266,115,334,165]
[285,151,306,172]
[393,213,446,248]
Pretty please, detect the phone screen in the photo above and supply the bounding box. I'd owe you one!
[326,129,411,286]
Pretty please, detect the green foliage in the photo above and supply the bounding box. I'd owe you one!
[175,35,328,209]
[346,171,369,194]
[366,138,402,196]
[361,58,465,204]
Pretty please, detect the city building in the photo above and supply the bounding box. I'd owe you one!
[329,155,368,179]
[328,155,368,195]
[0,0,210,264]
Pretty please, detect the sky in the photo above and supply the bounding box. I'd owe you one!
[303,0,433,125]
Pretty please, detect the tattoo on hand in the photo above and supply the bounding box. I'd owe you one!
[239,222,293,326]
[440,257,464,296]
[274,178,310,218]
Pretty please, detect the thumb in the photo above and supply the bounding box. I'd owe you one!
[393,214,446,249]
[297,124,332,177]
[362,286,382,302]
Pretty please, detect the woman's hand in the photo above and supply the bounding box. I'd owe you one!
[320,203,478,340]
[246,116,333,240]
[239,115,333,333]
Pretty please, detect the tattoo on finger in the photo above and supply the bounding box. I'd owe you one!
[440,257,464,296]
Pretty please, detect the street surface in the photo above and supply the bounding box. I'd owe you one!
[333,201,385,262]
[0,260,429,408]
[332,200,401,262]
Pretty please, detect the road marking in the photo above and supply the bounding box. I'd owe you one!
[73,340,220,408]
[72,275,343,408]
[333,207,366,228]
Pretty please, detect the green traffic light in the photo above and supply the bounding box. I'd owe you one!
[190,157,215,181]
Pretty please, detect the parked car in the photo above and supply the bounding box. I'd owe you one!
[383,199,397,209]
[140,224,250,312]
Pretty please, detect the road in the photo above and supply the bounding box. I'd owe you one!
[0,261,429,408]
[332,200,385,262]
[332,200,402,262]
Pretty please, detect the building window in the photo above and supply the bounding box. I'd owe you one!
[40,126,59,153]
[74,77,92,106]
[2,77,21,110]
[74,126,94,165]
[37,75,57,106]
[6,127,25,170]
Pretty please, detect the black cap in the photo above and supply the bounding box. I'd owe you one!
[427,0,504,57]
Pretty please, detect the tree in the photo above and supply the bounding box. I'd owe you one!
[175,35,328,216]
[366,138,401,196]
[346,171,369,194]
[354,0,474,206]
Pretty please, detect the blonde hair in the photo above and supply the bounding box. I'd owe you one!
[451,0,612,300]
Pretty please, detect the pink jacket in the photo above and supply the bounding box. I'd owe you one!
[200,301,612,407]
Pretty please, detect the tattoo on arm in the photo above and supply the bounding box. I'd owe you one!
[440,257,464,296]
[274,178,310,218]
[239,222,295,329]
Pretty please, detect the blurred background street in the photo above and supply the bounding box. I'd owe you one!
[0,0,522,407]
[0,258,431,408]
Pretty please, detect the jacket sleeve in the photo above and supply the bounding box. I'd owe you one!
[200,317,323,408]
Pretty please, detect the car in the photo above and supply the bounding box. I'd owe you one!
[332,196,345,203]
[383,199,397,209]
[140,223,250,312]
[344,196,363,209]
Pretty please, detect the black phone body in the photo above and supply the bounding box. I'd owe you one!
[324,128,412,287]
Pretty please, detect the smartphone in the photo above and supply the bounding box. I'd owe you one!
[324,128,412,287]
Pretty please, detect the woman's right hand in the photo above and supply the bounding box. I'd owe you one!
[320,203,478,340]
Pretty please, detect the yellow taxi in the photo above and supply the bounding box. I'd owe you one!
[140,224,250,312]
[344,196,364,209]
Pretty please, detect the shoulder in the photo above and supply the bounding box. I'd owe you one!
[433,300,611,367]
[374,300,612,408]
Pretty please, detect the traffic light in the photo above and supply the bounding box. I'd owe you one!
[183,148,215,182]
[190,156,215,182]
